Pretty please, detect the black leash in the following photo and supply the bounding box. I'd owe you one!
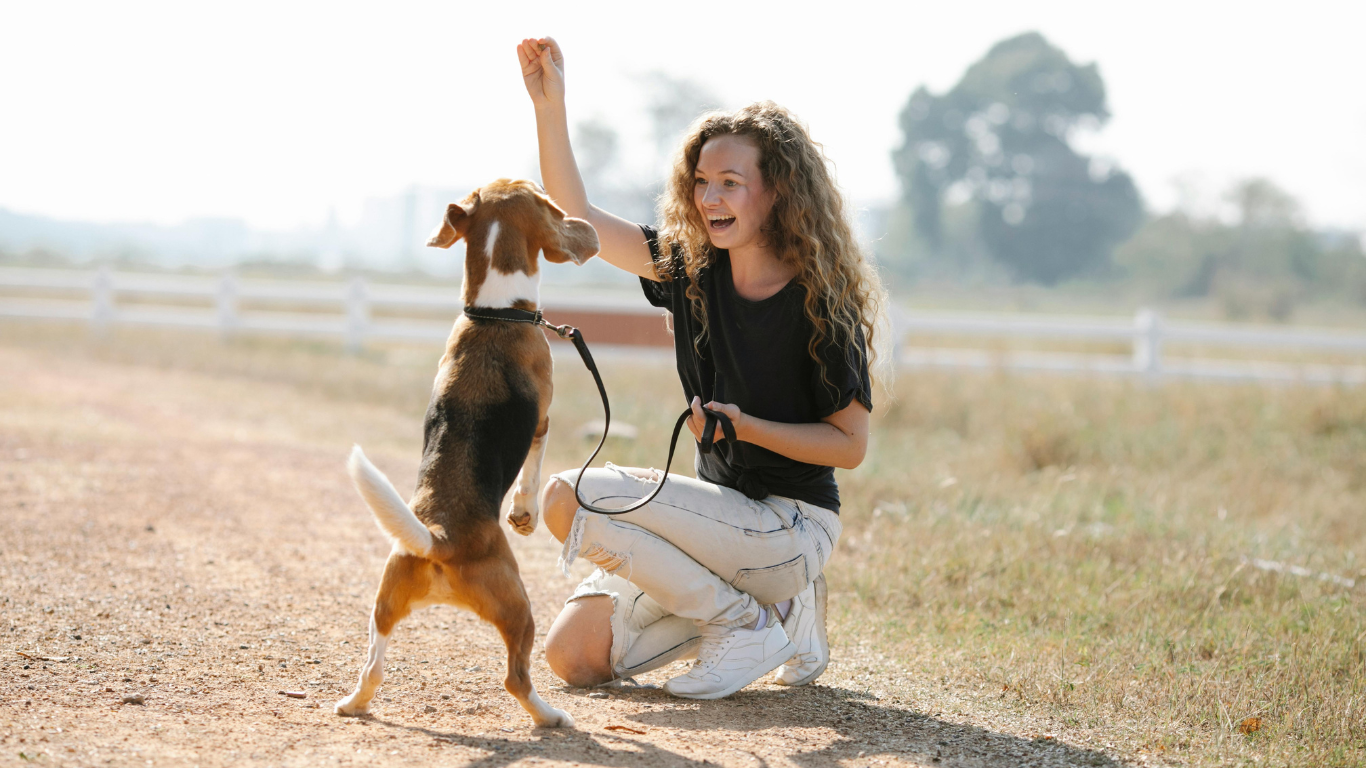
[463,306,734,515]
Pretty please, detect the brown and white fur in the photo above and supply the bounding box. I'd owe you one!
[335,179,598,727]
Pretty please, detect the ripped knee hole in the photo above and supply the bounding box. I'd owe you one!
[581,543,630,573]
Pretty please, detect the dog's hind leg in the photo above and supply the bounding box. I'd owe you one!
[334,614,390,717]
[335,552,430,716]
[465,555,574,728]
[507,415,549,536]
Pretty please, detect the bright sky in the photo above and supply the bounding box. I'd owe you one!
[2,0,1363,232]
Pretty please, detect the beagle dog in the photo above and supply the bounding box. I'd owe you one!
[335,179,598,727]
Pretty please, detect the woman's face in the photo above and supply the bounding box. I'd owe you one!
[693,134,775,252]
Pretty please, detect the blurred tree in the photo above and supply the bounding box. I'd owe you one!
[1111,211,1229,297]
[1230,177,1303,230]
[1114,177,1366,319]
[1222,178,1319,290]
[892,32,1142,283]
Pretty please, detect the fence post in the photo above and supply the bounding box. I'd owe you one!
[1133,308,1163,378]
[888,305,910,369]
[346,277,369,353]
[217,273,239,338]
[91,265,114,332]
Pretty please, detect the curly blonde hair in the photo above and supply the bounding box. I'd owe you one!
[655,101,887,390]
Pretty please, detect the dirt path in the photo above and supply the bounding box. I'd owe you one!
[0,344,1126,767]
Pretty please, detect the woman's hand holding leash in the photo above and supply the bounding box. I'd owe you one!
[558,321,744,514]
[688,396,742,445]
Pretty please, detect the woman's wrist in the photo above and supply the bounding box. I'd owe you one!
[533,99,567,120]
[731,411,751,443]
[534,104,570,139]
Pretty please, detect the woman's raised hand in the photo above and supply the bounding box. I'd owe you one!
[518,37,565,109]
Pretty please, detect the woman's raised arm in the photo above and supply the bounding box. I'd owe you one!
[517,37,658,280]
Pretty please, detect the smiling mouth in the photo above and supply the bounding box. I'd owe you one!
[707,215,736,231]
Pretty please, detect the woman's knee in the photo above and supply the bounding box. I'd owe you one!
[540,467,658,543]
[543,596,614,688]
[539,475,578,543]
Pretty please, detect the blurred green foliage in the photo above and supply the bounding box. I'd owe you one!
[1114,179,1366,320]
[883,34,1366,316]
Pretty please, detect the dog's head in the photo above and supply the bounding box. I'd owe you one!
[427,179,599,308]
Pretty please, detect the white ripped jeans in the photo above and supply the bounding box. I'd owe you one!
[556,463,842,679]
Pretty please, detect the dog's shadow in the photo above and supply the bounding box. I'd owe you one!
[370,683,1123,768]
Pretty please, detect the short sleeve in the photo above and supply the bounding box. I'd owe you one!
[638,225,674,309]
[811,324,873,418]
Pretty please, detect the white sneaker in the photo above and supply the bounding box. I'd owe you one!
[663,611,794,700]
[774,574,829,686]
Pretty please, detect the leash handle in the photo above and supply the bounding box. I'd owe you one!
[555,323,731,516]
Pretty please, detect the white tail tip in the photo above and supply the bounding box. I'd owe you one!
[346,444,434,557]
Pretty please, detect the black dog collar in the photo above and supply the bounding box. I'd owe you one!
[462,306,544,325]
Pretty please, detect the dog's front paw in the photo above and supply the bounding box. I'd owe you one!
[506,497,539,536]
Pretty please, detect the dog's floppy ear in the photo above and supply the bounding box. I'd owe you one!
[542,217,600,265]
[427,202,472,249]
[530,187,599,265]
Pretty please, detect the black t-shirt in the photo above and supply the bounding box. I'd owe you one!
[639,225,872,513]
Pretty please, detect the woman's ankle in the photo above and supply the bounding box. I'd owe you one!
[774,599,792,622]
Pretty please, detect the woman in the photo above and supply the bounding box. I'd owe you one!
[518,37,883,700]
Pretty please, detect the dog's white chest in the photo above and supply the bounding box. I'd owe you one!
[471,267,541,308]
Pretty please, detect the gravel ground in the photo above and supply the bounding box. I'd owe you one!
[0,343,1129,767]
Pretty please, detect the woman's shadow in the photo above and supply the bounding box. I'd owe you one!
[377,682,1122,768]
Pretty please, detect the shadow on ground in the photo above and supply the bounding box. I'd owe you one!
[374,683,1120,768]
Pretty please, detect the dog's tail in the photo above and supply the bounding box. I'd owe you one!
[346,445,435,558]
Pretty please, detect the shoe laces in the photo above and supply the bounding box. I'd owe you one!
[693,627,737,669]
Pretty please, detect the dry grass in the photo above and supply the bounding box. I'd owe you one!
[4,320,1363,766]
[839,372,1366,766]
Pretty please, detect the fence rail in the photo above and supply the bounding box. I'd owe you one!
[0,266,665,351]
[2,266,1364,384]
[889,306,1366,384]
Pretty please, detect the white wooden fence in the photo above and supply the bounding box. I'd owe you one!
[0,266,655,353]
[889,307,1366,384]
[2,266,1364,384]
